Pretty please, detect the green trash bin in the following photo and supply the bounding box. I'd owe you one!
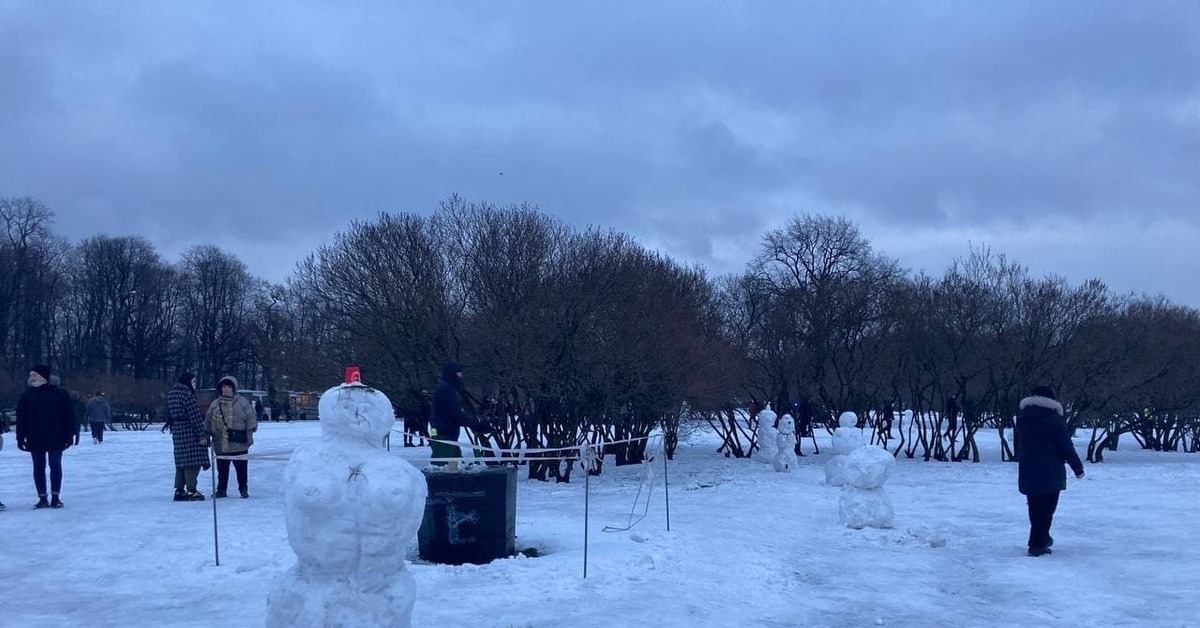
[418,466,516,565]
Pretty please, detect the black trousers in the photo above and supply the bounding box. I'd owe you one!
[90,421,106,442]
[31,450,64,497]
[1026,490,1061,549]
[174,467,201,492]
[216,457,248,492]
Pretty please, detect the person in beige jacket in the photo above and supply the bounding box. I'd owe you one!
[207,375,257,498]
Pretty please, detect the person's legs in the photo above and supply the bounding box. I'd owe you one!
[31,450,48,498]
[233,459,248,496]
[48,450,63,496]
[94,421,105,443]
[1027,491,1061,552]
[184,467,200,492]
[216,458,231,496]
[430,439,462,470]
[175,467,186,492]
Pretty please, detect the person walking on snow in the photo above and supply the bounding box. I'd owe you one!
[15,365,77,509]
[87,391,112,444]
[1015,385,1085,557]
[167,373,210,501]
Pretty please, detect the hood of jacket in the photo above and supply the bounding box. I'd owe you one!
[440,362,463,385]
[1019,395,1063,416]
[217,375,240,394]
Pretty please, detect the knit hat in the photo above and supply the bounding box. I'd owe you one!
[1031,385,1056,400]
[31,364,51,380]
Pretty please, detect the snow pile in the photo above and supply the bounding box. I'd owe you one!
[824,411,864,486]
[839,445,896,530]
[266,382,428,628]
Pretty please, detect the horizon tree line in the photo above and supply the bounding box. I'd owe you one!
[3,194,1198,477]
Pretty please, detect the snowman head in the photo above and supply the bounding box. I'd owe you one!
[317,383,395,443]
[777,414,796,436]
[757,404,778,429]
[838,411,858,429]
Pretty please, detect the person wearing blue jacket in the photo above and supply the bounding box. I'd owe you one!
[428,362,492,471]
[1015,385,1085,557]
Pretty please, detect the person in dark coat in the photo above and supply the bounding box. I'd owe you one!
[944,394,959,438]
[429,362,492,472]
[86,391,112,444]
[1015,385,1085,556]
[15,365,76,509]
[792,398,818,455]
[167,373,210,501]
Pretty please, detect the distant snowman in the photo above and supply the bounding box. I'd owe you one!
[773,414,797,472]
[754,404,779,465]
[266,375,428,628]
[824,411,864,486]
[839,445,896,529]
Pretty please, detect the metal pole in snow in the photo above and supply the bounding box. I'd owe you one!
[211,447,220,567]
[663,443,671,532]
[583,468,590,578]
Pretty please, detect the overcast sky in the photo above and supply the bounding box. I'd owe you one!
[3,2,1199,305]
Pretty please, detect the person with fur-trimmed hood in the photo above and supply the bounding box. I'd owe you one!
[206,375,257,498]
[166,373,210,501]
[1014,385,1085,557]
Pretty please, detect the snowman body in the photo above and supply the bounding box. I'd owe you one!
[824,411,864,486]
[267,384,428,628]
[773,414,797,472]
[839,444,896,529]
[754,405,779,464]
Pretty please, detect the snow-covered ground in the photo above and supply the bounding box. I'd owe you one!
[1,421,1196,628]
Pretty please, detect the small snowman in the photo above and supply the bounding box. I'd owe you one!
[754,404,779,465]
[773,414,797,472]
[824,411,864,486]
[839,445,895,529]
[267,369,428,628]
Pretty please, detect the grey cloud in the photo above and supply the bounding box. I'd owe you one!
[2,1,1200,303]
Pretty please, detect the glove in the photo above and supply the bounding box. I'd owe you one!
[18,437,29,452]
[1075,470,1085,479]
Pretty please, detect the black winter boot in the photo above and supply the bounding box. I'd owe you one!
[50,495,64,509]
[174,490,188,502]
[34,496,50,509]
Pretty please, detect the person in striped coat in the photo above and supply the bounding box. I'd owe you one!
[167,373,210,502]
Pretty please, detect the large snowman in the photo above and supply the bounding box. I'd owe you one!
[266,378,428,628]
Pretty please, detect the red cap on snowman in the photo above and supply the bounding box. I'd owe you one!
[344,365,363,386]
